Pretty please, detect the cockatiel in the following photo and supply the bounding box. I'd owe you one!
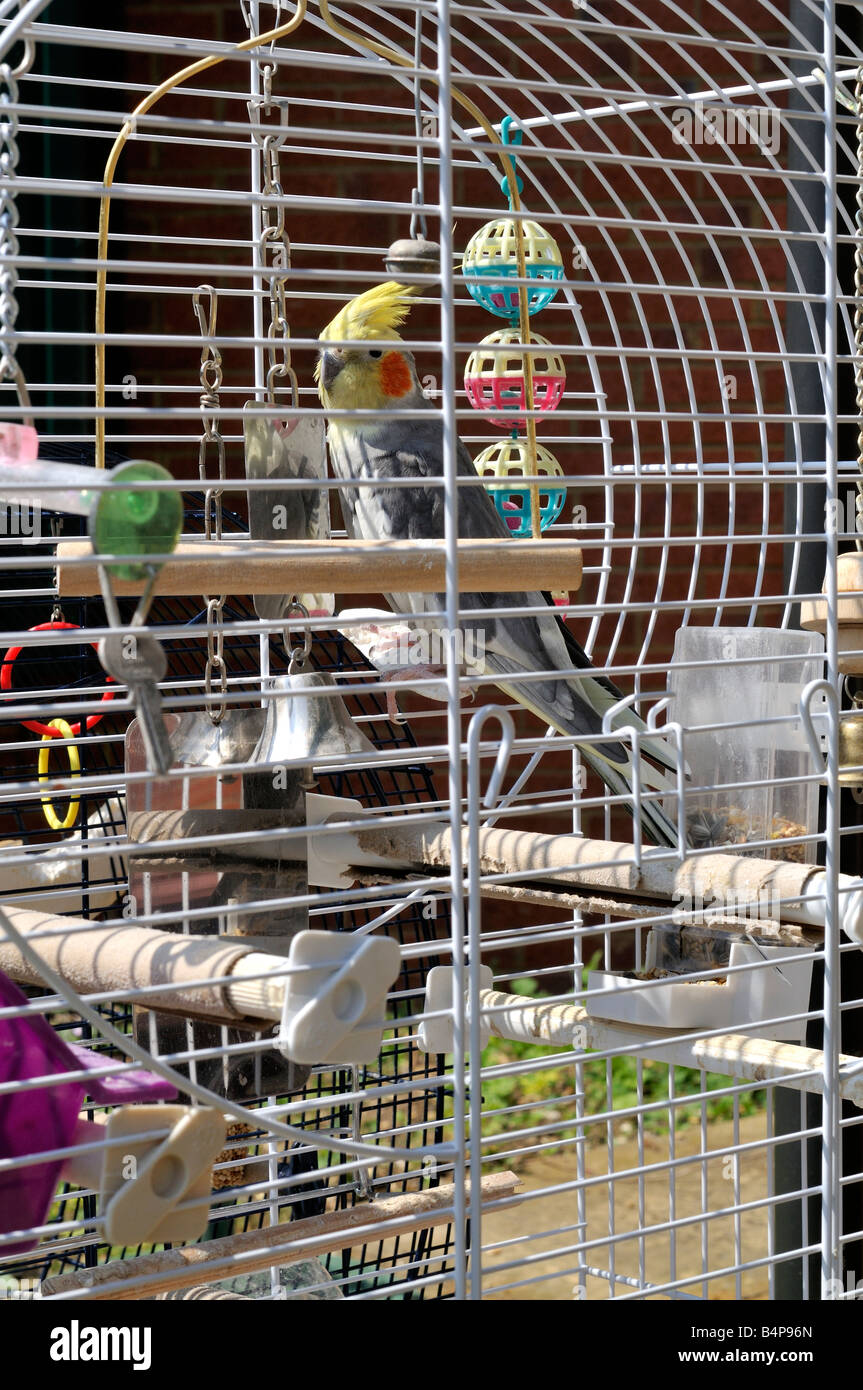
[316,281,680,847]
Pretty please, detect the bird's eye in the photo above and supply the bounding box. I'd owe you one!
[368,349,383,359]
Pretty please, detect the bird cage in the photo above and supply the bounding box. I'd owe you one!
[0,0,859,1332]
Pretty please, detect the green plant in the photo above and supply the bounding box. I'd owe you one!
[474,973,766,1149]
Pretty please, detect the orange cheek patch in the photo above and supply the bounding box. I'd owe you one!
[379,351,413,398]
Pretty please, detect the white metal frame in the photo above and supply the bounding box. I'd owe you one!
[0,0,857,1303]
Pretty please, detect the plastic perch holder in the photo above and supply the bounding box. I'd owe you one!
[798,676,863,943]
[585,933,815,1042]
[417,964,494,1055]
[228,929,402,1066]
[801,551,863,674]
[68,1105,229,1247]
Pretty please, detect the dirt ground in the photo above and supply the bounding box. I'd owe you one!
[480,1114,770,1300]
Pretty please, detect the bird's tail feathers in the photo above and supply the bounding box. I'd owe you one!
[581,673,680,778]
[581,744,681,849]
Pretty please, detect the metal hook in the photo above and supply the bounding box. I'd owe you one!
[193,287,223,392]
[600,688,672,735]
[283,595,312,671]
[8,36,33,80]
[644,693,689,860]
[499,114,524,206]
[409,187,428,244]
[241,0,285,49]
[0,0,39,74]
[192,284,218,351]
[599,693,644,871]
[799,677,834,777]
[465,704,515,819]
[645,694,671,731]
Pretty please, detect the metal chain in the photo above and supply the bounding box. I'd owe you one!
[261,123,298,407]
[193,285,228,723]
[241,0,285,107]
[0,48,34,424]
[283,597,312,674]
[855,65,863,549]
[244,8,309,671]
[244,11,299,411]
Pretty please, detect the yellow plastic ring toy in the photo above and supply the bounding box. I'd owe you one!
[37,717,81,831]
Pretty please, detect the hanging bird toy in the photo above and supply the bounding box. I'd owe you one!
[462,118,567,536]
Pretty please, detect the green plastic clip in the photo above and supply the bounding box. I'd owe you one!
[90,460,182,581]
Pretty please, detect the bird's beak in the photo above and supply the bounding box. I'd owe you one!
[319,350,344,393]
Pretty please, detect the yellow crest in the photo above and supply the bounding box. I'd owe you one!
[319,281,419,347]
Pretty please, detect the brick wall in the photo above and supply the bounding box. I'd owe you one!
[9,2,801,965]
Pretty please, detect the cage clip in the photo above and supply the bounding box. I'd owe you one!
[277,930,402,1066]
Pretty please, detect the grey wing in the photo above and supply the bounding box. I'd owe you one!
[402,427,625,753]
[328,415,509,611]
[329,416,618,749]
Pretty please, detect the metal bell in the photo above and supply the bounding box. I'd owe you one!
[384,234,441,277]
[126,704,313,1102]
[252,669,377,791]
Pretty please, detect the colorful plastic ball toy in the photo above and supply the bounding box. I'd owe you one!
[464,329,566,429]
[462,218,564,319]
[474,438,566,535]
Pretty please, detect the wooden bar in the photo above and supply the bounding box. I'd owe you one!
[359,873,820,947]
[155,1286,254,1301]
[55,537,583,597]
[41,1171,520,1300]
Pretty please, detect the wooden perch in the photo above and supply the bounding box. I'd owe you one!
[327,822,852,936]
[41,1171,520,1301]
[124,815,852,935]
[0,904,283,1027]
[55,537,583,597]
[358,873,821,948]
